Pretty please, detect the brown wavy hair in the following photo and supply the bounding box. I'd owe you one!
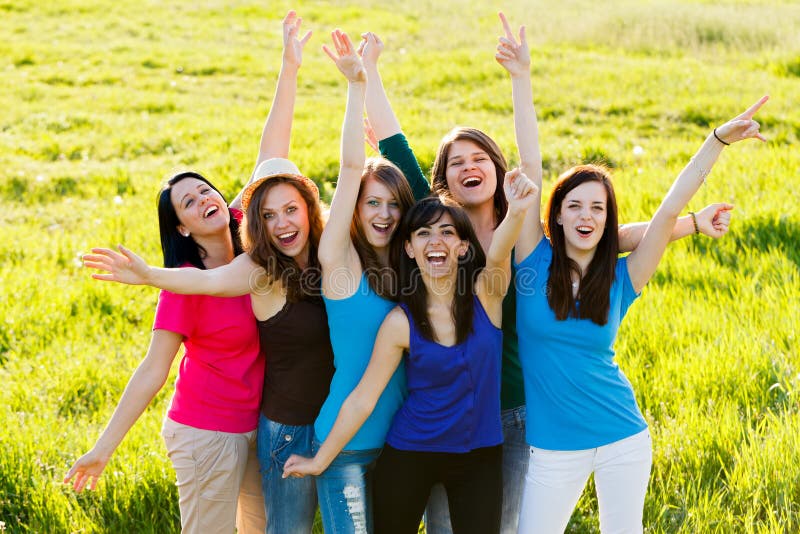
[351,157,416,299]
[241,176,324,301]
[430,127,508,227]
[543,164,619,325]
[391,194,486,344]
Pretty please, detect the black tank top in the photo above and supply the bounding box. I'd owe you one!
[258,296,335,425]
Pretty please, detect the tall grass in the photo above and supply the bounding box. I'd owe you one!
[2,0,798,532]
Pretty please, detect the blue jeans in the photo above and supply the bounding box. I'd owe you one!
[256,414,317,534]
[314,439,381,534]
[425,405,528,534]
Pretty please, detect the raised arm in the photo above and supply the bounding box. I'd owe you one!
[282,307,409,478]
[478,168,538,320]
[360,32,430,200]
[617,202,734,252]
[497,12,544,261]
[64,330,182,492]
[231,11,311,209]
[627,96,767,292]
[318,30,368,291]
[84,245,264,297]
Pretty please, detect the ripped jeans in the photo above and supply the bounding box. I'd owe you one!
[314,438,381,534]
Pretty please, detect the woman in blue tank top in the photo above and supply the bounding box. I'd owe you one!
[513,97,768,533]
[284,160,538,534]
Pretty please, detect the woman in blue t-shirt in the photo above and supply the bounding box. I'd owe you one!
[513,96,768,532]
[284,169,538,533]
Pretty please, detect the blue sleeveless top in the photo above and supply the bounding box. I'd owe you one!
[386,297,503,453]
[314,273,407,450]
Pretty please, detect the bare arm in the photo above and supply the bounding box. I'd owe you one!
[63,330,182,492]
[84,246,264,297]
[627,97,767,292]
[497,12,544,262]
[231,11,311,209]
[282,308,409,477]
[618,202,734,252]
[318,30,367,290]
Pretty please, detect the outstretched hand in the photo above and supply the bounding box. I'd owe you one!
[358,31,383,69]
[714,96,769,144]
[696,202,734,238]
[503,168,538,215]
[64,448,109,493]
[282,454,323,479]
[324,29,366,83]
[83,245,151,285]
[495,12,530,77]
[282,10,312,70]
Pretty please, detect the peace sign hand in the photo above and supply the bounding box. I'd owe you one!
[495,12,530,78]
[714,96,769,145]
[323,29,366,83]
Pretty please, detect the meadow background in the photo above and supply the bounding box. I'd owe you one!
[1,0,798,532]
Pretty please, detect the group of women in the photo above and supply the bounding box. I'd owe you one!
[64,9,766,534]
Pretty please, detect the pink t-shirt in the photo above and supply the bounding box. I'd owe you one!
[154,282,264,433]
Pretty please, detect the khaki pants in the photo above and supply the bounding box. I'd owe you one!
[162,417,266,534]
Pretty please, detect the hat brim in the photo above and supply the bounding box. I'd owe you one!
[241,173,320,212]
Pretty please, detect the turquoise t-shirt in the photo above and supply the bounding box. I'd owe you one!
[314,274,407,450]
[516,238,647,450]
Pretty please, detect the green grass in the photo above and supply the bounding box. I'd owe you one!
[2,0,799,532]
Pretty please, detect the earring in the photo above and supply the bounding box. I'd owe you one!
[181,230,190,237]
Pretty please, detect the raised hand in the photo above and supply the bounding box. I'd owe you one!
[495,12,530,78]
[358,31,383,70]
[696,202,734,238]
[64,448,110,493]
[714,96,769,144]
[83,245,151,285]
[323,29,366,83]
[282,453,323,479]
[282,10,312,70]
[503,168,538,216]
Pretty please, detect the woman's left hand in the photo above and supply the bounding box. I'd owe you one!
[324,29,366,83]
[282,453,323,478]
[714,96,769,144]
[696,202,734,238]
[495,12,530,78]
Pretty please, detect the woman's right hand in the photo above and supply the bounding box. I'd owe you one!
[495,12,530,78]
[63,447,111,492]
[282,453,324,478]
[281,10,312,71]
[358,31,383,70]
[323,29,366,83]
[83,245,151,285]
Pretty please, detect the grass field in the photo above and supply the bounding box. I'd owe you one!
[1,0,799,532]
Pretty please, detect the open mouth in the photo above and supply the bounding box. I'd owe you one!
[203,206,219,218]
[426,251,447,265]
[372,222,391,234]
[277,231,299,246]
[576,225,594,237]
[462,177,482,188]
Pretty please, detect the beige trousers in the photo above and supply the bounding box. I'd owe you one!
[162,417,266,533]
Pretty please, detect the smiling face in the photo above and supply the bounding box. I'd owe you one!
[170,177,230,238]
[259,182,311,264]
[357,175,402,250]
[557,181,608,257]
[444,139,498,209]
[404,212,469,280]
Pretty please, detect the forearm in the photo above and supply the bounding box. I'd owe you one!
[312,394,375,471]
[145,265,251,297]
[511,72,542,187]
[617,216,695,252]
[258,63,299,161]
[340,81,367,173]
[660,133,724,217]
[488,208,526,268]
[364,64,401,139]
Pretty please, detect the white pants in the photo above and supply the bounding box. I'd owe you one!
[518,429,652,534]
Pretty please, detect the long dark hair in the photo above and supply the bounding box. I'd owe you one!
[543,164,619,325]
[242,176,325,302]
[430,127,508,228]
[351,157,415,299]
[157,171,243,269]
[392,195,486,344]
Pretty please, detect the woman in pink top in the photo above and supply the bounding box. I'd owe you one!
[64,11,311,533]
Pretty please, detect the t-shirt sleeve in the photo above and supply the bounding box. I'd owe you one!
[153,289,194,338]
[514,238,550,297]
[378,133,430,201]
[617,255,641,318]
